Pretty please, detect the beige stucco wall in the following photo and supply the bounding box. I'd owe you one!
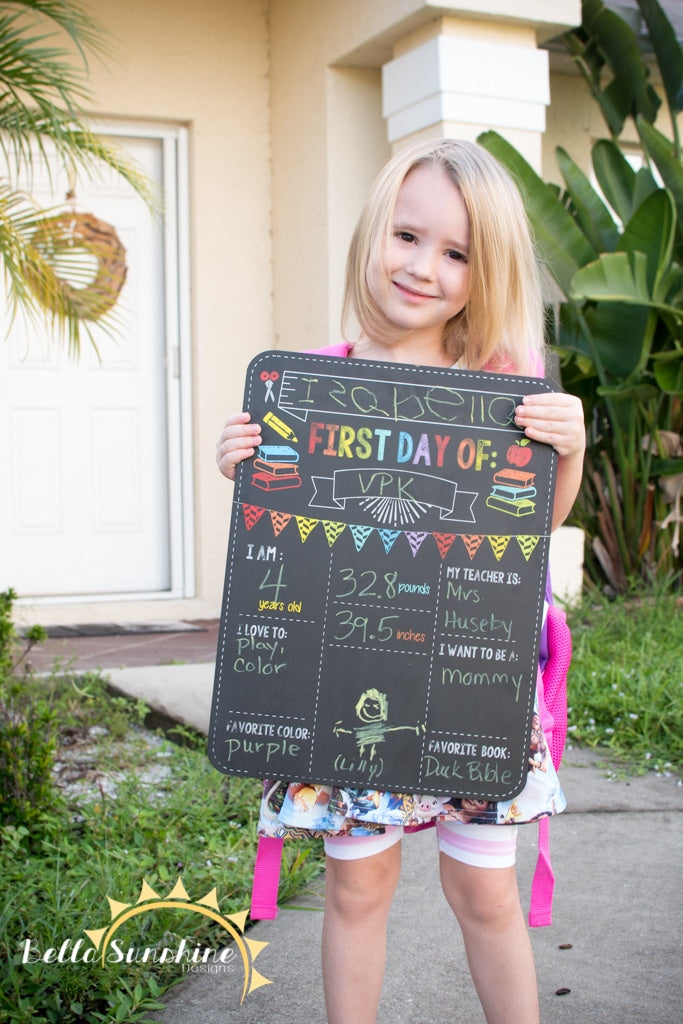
[268,35,389,349]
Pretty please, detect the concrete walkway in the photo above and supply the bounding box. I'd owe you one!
[99,656,683,1024]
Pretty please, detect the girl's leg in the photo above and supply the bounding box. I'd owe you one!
[437,822,538,1024]
[439,854,539,1024]
[322,836,402,1024]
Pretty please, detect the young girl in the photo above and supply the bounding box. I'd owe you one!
[216,138,585,1024]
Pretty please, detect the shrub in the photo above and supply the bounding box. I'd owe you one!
[0,589,57,832]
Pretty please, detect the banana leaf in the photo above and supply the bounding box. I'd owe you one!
[596,381,659,401]
[557,146,619,252]
[565,0,660,135]
[619,189,676,296]
[653,357,683,395]
[637,0,683,132]
[570,250,683,321]
[592,139,658,224]
[637,117,683,236]
[574,298,653,378]
[583,0,661,123]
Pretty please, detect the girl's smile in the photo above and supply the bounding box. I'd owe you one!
[391,280,437,302]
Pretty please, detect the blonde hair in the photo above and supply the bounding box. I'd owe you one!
[343,138,545,375]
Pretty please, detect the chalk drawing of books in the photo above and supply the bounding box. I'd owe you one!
[257,445,300,464]
[251,444,301,491]
[486,468,536,517]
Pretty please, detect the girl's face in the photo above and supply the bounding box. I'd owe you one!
[367,163,471,350]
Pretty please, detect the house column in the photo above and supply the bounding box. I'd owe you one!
[382,18,550,170]
[382,15,584,599]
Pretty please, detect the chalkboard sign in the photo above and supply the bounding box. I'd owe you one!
[209,350,558,800]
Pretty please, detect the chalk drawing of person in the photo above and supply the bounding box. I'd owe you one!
[333,688,424,759]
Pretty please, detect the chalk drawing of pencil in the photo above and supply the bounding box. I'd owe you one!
[263,410,298,443]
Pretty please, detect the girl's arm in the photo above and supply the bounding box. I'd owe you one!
[216,411,262,481]
[514,392,586,531]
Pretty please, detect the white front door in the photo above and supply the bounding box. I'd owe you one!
[0,130,190,599]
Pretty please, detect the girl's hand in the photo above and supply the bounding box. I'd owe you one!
[514,392,585,459]
[216,412,262,481]
[515,392,585,529]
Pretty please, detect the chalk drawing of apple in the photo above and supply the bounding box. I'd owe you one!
[506,439,533,467]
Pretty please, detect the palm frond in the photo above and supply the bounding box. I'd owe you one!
[0,0,157,353]
[1,107,160,209]
[0,182,121,356]
[0,0,114,65]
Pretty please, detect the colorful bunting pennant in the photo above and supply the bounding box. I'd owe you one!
[322,521,346,547]
[295,516,319,542]
[239,504,541,566]
[269,510,292,536]
[459,534,484,560]
[488,535,511,561]
[433,532,457,559]
[243,504,266,531]
[517,535,540,561]
[377,528,400,553]
[405,531,429,557]
[348,524,373,551]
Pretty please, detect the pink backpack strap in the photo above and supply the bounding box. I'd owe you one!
[305,342,354,357]
[540,605,571,771]
[529,817,554,927]
[528,604,572,926]
[250,835,285,919]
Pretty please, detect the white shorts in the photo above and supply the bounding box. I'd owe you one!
[324,821,517,869]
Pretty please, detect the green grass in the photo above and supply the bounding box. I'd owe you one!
[0,672,324,1024]
[565,589,683,776]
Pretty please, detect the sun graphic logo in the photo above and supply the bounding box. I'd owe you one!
[84,877,271,1004]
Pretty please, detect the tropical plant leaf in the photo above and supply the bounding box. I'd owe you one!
[581,297,653,378]
[637,0,683,132]
[653,357,683,395]
[618,188,676,296]
[637,117,683,236]
[557,146,619,252]
[555,302,594,361]
[570,250,683,320]
[596,380,659,401]
[3,0,114,60]
[650,456,683,476]
[591,138,658,224]
[565,0,661,135]
[584,0,661,123]
[562,36,629,137]
[478,130,595,295]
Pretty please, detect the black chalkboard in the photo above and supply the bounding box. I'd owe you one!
[209,350,558,800]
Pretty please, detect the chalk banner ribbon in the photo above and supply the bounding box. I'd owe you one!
[310,468,477,523]
[209,350,559,800]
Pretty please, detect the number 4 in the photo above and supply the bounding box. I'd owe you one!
[259,564,287,602]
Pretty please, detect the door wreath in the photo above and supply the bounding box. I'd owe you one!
[29,211,127,321]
